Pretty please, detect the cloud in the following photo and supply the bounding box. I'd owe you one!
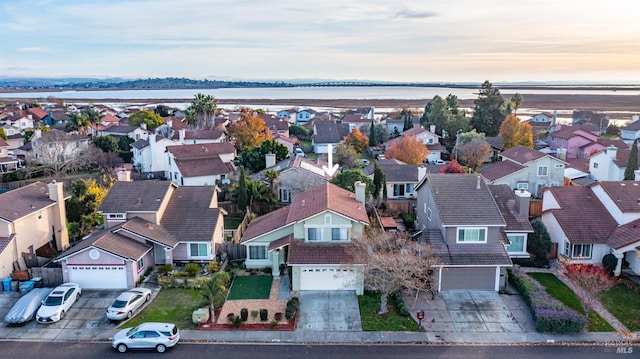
[18,47,48,52]
[394,8,437,19]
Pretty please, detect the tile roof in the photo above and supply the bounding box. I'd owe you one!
[160,186,222,242]
[607,218,640,249]
[379,163,423,182]
[341,114,367,123]
[268,234,292,252]
[28,107,47,119]
[119,216,178,247]
[379,217,397,229]
[500,146,546,164]
[263,118,289,132]
[478,161,526,181]
[241,206,290,242]
[0,139,9,147]
[564,157,590,173]
[313,121,342,144]
[99,180,174,213]
[608,148,640,168]
[622,119,640,132]
[545,186,617,244]
[488,185,534,232]
[56,227,152,261]
[594,181,640,213]
[0,182,57,222]
[175,156,232,177]
[103,125,139,134]
[183,129,225,140]
[167,142,236,159]
[422,174,506,226]
[287,239,357,265]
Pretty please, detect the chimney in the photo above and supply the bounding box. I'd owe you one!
[167,119,173,128]
[606,146,618,160]
[557,148,567,160]
[552,110,557,126]
[632,115,639,123]
[429,124,436,134]
[417,166,427,182]
[514,189,531,218]
[476,175,481,189]
[140,122,147,130]
[34,128,42,139]
[265,153,276,168]
[47,180,69,251]
[179,129,186,143]
[635,170,640,181]
[117,169,132,182]
[354,181,366,204]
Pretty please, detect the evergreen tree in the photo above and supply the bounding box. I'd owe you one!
[470,81,508,137]
[373,163,386,199]
[368,120,378,146]
[624,140,638,180]
[237,167,249,211]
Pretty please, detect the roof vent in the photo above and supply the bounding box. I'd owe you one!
[301,199,305,207]
[476,175,481,189]
[156,197,161,201]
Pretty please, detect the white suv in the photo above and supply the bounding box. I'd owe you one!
[36,283,81,323]
[111,322,180,353]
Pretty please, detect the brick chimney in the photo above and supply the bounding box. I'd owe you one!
[47,180,69,251]
[354,181,366,204]
[514,189,531,218]
[265,153,276,168]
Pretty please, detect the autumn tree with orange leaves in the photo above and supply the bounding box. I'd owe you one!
[345,129,369,153]
[227,108,272,151]
[384,135,428,164]
[499,115,534,150]
[440,159,466,173]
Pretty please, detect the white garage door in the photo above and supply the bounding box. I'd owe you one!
[68,265,128,289]
[299,267,357,291]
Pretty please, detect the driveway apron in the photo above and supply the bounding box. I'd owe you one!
[297,291,362,331]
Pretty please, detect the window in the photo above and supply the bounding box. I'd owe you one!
[537,166,548,176]
[571,244,592,259]
[108,213,124,219]
[593,162,599,169]
[406,184,415,194]
[457,228,487,243]
[137,258,144,272]
[248,245,267,260]
[555,164,564,168]
[393,184,405,197]
[189,243,208,258]
[506,235,525,253]
[427,208,432,221]
[550,182,560,187]
[564,240,570,257]
[308,228,323,241]
[516,182,529,190]
[423,203,427,213]
[331,228,348,241]
[279,188,292,203]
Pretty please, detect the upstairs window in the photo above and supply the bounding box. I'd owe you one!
[537,166,548,176]
[331,228,348,241]
[457,228,487,243]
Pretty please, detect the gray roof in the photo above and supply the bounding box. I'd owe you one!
[488,185,534,232]
[419,229,511,266]
[99,181,174,213]
[313,121,342,144]
[160,186,222,242]
[56,226,152,261]
[0,182,57,222]
[379,163,422,183]
[104,125,139,134]
[130,139,149,150]
[421,174,506,226]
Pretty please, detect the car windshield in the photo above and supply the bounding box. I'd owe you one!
[43,296,62,306]
[111,300,127,308]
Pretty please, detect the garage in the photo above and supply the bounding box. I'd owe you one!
[68,265,128,289]
[439,267,497,291]
[299,267,358,291]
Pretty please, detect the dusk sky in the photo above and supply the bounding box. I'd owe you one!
[1,0,638,83]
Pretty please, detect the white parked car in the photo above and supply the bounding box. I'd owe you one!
[36,283,81,323]
[294,148,305,157]
[433,159,445,165]
[111,322,180,353]
[106,287,152,321]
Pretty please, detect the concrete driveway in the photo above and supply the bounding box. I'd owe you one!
[407,290,535,333]
[297,291,362,331]
[0,289,123,341]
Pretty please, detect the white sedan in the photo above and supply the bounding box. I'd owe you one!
[106,287,152,321]
[36,283,81,323]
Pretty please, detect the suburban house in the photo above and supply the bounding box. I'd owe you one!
[572,110,609,130]
[530,112,555,125]
[22,129,90,164]
[0,139,20,173]
[241,182,370,294]
[295,109,317,126]
[541,181,640,277]
[98,125,150,141]
[619,115,640,142]
[381,126,441,163]
[548,124,600,159]
[341,114,370,133]
[276,108,296,123]
[263,117,290,138]
[488,185,534,258]
[1,126,24,149]
[131,134,177,176]
[177,129,226,144]
[384,118,421,136]
[252,155,331,203]
[55,180,225,289]
[414,174,513,291]
[311,121,349,154]
[0,181,69,278]
[377,159,427,199]
[589,145,640,181]
[166,142,236,186]
[478,146,566,197]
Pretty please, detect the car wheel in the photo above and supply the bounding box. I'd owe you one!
[117,344,127,353]
[145,294,150,302]
[126,311,132,319]
[156,344,166,353]
[60,311,65,320]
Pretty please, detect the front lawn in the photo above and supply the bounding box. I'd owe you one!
[528,272,614,332]
[124,288,204,329]
[358,292,419,331]
[227,275,272,300]
[598,281,640,331]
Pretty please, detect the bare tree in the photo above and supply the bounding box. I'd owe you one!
[559,261,617,317]
[348,228,438,314]
[457,137,490,172]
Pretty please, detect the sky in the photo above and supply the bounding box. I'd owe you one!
[1,0,639,83]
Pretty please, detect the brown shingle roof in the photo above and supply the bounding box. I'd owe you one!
[183,129,225,140]
[56,226,153,261]
[119,216,178,247]
[0,182,57,222]
[445,244,512,266]
[478,161,526,181]
[160,186,221,242]
[287,239,357,265]
[287,183,369,224]
[545,186,617,244]
[240,206,290,243]
[594,181,640,213]
[607,218,640,249]
[488,185,534,232]
[99,181,173,213]
[378,163,423,183]
[167,142,236,159]
[174,156,231,177]
[500,146,546,164]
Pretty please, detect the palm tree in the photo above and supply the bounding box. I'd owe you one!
[201,272,230,323]
[186,93,218,130]
[262,168,280,197]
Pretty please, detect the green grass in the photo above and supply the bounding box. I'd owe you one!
[224,217,243,230]
[124,288,204,329]
[227,275,272,300]
[358,292,420,331]
[598,281,640,331]
[299,140,312,146]
[528,272,614,332]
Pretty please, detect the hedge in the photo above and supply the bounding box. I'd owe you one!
[392,292,410,317]
[508,268,586,333]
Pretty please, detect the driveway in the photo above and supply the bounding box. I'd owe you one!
[297,291,362,331]
[406,290,535,332]
[0,289,123,341]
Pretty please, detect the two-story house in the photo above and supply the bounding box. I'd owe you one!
[478,146,566,197]
[541,181,640,277]
[55,180,225,289]
[0,181,69,278]
[295,108,317,126]
[131,133,177,176]
[311,121,349,154]
[166,142,236,186]
[377,159,427,199]
[414,174,514,291]
[240,182,370,294]
[0,139,20,173]
[26,129,90,165]
[619,115,640,142]
[252,155,330,203]
[381,126,441,163]
[588,145,640,181]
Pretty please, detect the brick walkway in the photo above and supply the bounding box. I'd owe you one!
[218,276,288,324]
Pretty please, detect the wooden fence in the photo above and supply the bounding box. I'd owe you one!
[30,267,64,287]
[216,242,246,262]
[529,199,543,218]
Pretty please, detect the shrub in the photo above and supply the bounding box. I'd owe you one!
[251,310,259,320]
[392,292,410,317]
[157,276,177,289]
[158,264,174,276]
[508,268,586,333]
[270,320,278,328]
[184,263,201,277]
[274,312,283,321]
[230,315,244,327]
[260,309,269,322]
[240,308,249,322]
[602,254,618,275]
[285,297,299,320]
[207,261,219,273]
[401,213,415,229]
